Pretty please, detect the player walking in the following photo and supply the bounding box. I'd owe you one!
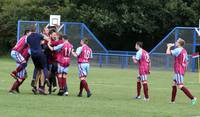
[166,38,197,105]
[9,29,31,93]
[48,35,73,96]
[72,38,93,97]
[132,41,150,101]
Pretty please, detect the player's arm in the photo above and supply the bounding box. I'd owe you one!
[41,33,50,42]
[132,50,142,64]
[166,43,174,55]
[132,56,138,63]
[72,47,82,58]
[48,42,63,51]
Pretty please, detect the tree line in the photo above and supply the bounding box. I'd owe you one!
[0,0,200,54]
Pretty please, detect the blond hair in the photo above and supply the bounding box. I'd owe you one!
[177,38,185,47]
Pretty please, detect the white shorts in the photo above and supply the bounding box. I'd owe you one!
[16,63,26,79]
[57,64,68,74]
[173,73,184,85]
[11,50,26,64]
[138,75,148,81]
[78,63,90,78]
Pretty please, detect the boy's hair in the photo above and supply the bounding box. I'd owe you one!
[62,35,68,40]
[178,38,185,46]
[23,29,30,35]
[136,41,143,48]
[49,29,57,35]
[82,38,89,44]
[30,25,36,32]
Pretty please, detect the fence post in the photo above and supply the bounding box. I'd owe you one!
[99,54,102,67]
[125,52,129,68]
[106,52,109,65]
[192,30,197,72]
[80,24,84,39]
[165,56,170,70]
[175,28,179,41]
[36,22,40,33]
[121,56,124,69]
[64,23,67,34]
[17,20,21,41]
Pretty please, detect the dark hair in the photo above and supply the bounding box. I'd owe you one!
[136,41,143,48]
[82,38,89,44]
[62,35,68,40]
[49,29,56,35]
[30,25,36,32]
[23,29,30,35]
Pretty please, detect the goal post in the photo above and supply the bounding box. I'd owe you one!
[192,53,200,83]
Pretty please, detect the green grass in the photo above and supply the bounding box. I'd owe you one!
[0,57,200,117]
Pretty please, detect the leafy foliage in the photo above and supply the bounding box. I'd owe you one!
[0,0,200,54]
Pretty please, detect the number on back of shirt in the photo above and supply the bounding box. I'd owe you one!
[84,50,91,59]
[64,47,72,57]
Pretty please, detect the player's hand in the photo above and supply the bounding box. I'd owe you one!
[132,56,136,60]
[72,49,74,52]
[48,41,51,46]
[167,43,174,47]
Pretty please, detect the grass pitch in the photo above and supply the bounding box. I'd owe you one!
[0,57,200,117]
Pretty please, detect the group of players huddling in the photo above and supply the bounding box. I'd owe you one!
[9,25,197,104]
[10,25,92,97]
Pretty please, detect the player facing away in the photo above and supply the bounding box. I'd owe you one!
[132,41,150,101]
[10,29,30,79]
[72,38,93,98]
[166,38,197,105]
[48,35,73,96]
[9,29,31,93]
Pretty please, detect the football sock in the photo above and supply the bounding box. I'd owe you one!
[82,80,90,93]
[63,78,67,92]
[171,86,177,102]
[79,80,84,94]
[11,80,20,91]
[13,65,24,74]
[18,78,25,87]
[137,81,141,96]
[181,86,194,100]
[57,75,62,89]
[143,83,149,99]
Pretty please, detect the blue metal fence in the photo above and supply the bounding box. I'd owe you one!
[17,21,198,71]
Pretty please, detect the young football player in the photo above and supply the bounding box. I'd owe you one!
[48,35,73,96]
[48,30,64,94]
[9,29,31,93]
[72,38,93,98]
[166,38,197,105]
[132,41,150,101]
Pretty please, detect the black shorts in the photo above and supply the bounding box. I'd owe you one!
[31,52,47,69]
